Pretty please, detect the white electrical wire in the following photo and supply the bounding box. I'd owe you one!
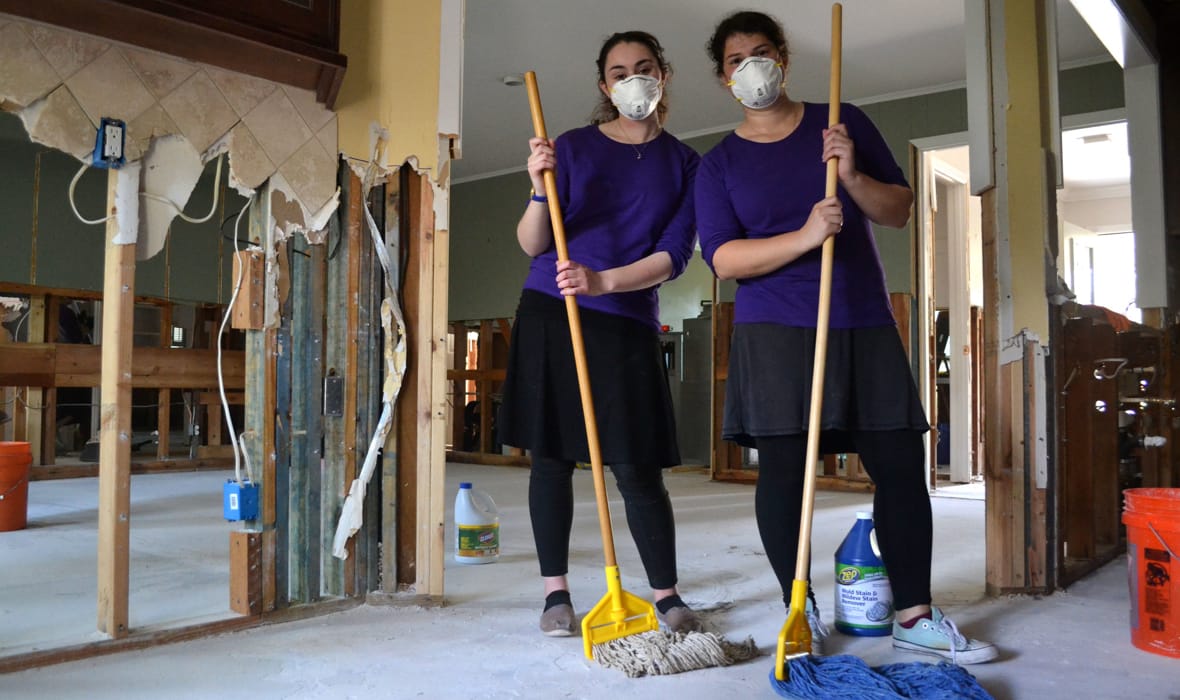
[69,154,225,226]
[141,154,224,224]
[217,194,256,485]
[68,162,110,225]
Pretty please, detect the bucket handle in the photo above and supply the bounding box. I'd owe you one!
[0,473,28,501]
[1147,522,1179,560]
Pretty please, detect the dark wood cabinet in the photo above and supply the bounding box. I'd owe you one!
[0,0,347,107]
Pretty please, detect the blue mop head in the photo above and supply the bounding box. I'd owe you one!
[769,654,993,699]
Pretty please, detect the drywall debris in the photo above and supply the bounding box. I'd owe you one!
[138,134,204,260]
[114,160,142,245]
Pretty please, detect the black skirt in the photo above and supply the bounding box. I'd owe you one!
[724,323,929,452]
[498,290,680,468]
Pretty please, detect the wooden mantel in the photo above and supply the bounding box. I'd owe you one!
[0,0,347,108]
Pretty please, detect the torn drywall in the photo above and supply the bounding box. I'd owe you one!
[0,13,342,253]
[137,135,204,259]
[114,160,142,245]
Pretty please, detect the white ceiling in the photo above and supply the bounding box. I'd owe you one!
[455,0,1110,181]
[1062,120,1130,190]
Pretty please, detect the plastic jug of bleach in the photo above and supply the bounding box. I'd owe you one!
[834,511,894,635]
[454,482,500,564]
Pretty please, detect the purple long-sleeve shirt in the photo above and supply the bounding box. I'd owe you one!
[522,124,700,330]
[695,102,907,329]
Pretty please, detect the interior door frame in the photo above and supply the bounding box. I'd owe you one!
[911,132,975,489]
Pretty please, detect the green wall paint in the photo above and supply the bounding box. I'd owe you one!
[0,116,36,285]
[29,147,106,291]
[448,170,534,321]
[1059,61,1124,116]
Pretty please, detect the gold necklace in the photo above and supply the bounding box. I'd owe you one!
[613,122,660,160]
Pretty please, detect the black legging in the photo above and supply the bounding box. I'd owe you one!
[529,457,678,590]
[754,430,932,611]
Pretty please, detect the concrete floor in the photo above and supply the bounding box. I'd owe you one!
[1,463,1177,699]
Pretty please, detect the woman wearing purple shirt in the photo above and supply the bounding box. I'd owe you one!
[695,11,996,663]
[498,31,701,637]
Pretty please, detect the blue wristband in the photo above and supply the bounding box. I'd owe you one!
[530,188,548,203]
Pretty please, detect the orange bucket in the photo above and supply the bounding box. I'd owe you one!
[0,441,32,532]
[1122,488,1180,658]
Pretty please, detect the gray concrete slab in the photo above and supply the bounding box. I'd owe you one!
[1,463,1175,699]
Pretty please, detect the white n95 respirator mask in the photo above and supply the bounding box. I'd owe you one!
[610,75,663,121]
[728,56,784,110]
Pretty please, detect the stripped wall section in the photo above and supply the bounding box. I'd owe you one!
[0,13,341,250]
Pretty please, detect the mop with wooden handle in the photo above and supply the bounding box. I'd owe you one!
[524,71,757,677]
[524,69,660,659]
[769,6,992,697]
[772,1,845,683]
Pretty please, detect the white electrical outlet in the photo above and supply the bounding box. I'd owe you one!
[103,123,123,159]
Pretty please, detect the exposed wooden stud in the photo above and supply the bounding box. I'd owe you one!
[229,530,262,615]
[429,207,450,598]
[393,168,446,598]
[97,168,135,638]
[381,173,402,593]
[450,322,467,450]
[242,183,280,612]
[710,302,743,481]
[40,295,59,466]
[343,172,363,594]
[358,181,383,591]
[272,227,293,611]
[157,304,172,461]
[25,295,46,466]
[477,319,493,454]
[231,251,266,330]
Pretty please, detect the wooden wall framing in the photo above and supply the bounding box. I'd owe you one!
[391,167,448,600]
[709,293,914,493]
[444,318,528,467]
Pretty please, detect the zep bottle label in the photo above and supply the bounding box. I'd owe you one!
[457,523,499,559]
[834,563,894,630]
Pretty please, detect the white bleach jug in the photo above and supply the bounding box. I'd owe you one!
[454,482,500,564]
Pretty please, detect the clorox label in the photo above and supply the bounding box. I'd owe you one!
[457,524,499,558]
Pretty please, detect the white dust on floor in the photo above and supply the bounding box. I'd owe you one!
[2,463,1177,699]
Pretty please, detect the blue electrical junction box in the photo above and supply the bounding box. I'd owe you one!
[223,480,260,521]
[92,117,126,169]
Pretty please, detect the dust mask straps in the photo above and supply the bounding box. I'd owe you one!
[610,75,663,121]
[728,56,784,110]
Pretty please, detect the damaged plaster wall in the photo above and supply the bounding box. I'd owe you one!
[334,0,459,265]
[0,13,342,259]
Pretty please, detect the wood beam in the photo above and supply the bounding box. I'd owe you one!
[97,168,134,638]
[395,168,446,598]
[0,345,245,389]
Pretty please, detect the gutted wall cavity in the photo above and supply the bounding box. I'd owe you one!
[0,13,342,255]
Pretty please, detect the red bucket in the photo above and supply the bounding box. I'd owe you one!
[0,442,32,532]
[1122,488,1180,658]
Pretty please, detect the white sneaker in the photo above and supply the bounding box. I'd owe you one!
[892,607,998,665]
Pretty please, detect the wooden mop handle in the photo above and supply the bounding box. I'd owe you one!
[795,3,841,581]
[524,72,617,567]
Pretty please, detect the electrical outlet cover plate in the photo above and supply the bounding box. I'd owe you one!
[92,117,126,169]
